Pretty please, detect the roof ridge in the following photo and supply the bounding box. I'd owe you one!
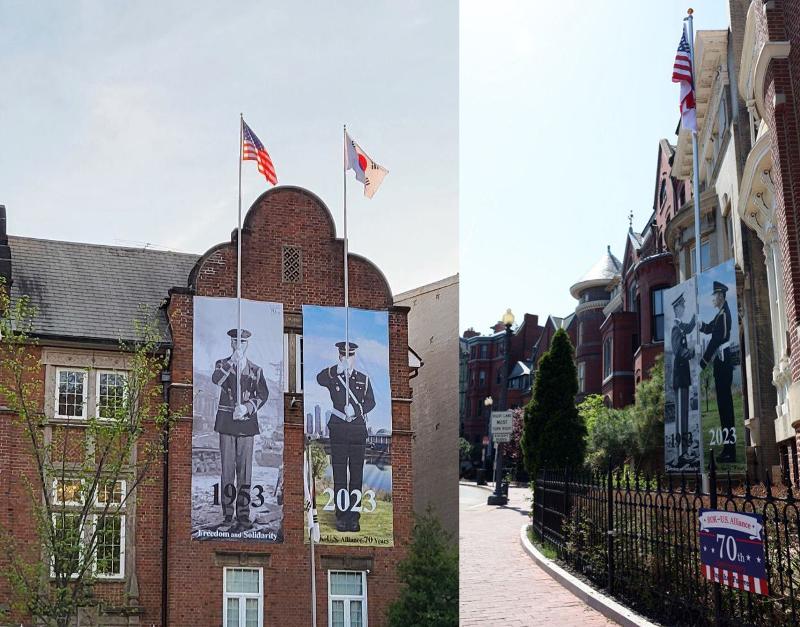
[8,234,200,258]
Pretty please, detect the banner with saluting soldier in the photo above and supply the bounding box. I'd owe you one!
[664,277,702,472]
[191,296,285,542]
[302,305,393,546]
[664,259,745,474]
[697,259,745,473]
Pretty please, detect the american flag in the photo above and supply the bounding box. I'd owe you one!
[672,25,697,131]
[242,119,277,185]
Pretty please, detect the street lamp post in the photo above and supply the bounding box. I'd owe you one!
[488,308,514,506]
[483,396,493,475]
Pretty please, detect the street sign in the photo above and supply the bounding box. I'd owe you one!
[491,410,514,443]
[699,509,768,595]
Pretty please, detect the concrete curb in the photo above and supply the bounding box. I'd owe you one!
[519,525,657,627]
[458,480,494,492]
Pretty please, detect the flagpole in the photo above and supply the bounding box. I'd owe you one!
[686,9,705,473]
[237,113,243,410]
[343,125,350,387]
[306,438,318,627]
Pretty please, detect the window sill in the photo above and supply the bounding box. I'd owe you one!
[94,574,126,582]
[50,416,89,426]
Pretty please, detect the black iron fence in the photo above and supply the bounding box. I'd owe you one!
[532,456,800,626]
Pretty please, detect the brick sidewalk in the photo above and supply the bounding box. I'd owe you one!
[459,484,616,626]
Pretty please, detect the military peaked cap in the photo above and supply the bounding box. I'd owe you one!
[335,341,358,356]
[227,328,252,339]
[671,293,686,308]
[712,281,728,295]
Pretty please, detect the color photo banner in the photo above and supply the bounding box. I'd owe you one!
[664,259,745,474]
[664,277,702,472]
[302,305,393,546]
[697,259,745,473]
[191,296,284,542]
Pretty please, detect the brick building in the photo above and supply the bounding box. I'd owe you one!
[459,314,542,445]
[394,275,459,538]
[734,0,800,483]
[600,141,683,408]
[0,186,415,626]
[570,248,622,403]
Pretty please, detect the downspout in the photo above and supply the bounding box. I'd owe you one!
[160,363,172,627]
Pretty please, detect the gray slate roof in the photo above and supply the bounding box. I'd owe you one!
[9,236,199,343]
[577,247,622,284]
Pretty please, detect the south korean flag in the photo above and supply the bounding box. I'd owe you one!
[303,448,321,543]
[345,131,388,199]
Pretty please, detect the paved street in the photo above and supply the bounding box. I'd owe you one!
[459,483,616,626]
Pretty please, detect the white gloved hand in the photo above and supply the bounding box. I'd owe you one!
[344,404,356,419]
[233,404,248,420]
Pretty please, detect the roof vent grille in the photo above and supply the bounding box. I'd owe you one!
[282,245,302,283]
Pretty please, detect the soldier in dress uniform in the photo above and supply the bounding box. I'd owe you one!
[699,281,736,463]
[670,292,696,467]
[212,328,269,531]
[317,341,376,532]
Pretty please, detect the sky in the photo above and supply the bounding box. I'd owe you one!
[460,0,730,334]
[0,1,457,297]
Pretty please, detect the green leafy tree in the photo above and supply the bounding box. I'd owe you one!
[581,397,636,472]
[580,356,666,473]
[521,329,586,478]
[388,508,458,627]
[629,355,666,472]
[0,287,179,627]
[458,437,472,461]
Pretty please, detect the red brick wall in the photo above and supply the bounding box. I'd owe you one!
[601,311,636,408]
[0,347,44,622]
[576,302,606,402]
[630,256,674,386]
[163,187,412,626]
[757,1,800,384]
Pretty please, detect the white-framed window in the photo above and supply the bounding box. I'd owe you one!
[688,238,711,277]
[51,512,85,579]
[93,479,126,579]
[55,368,88,419]
[94,479,126,507]
[50,479,127,580]
[223,567,263,627]
[578,362,586,393]
[96,370,127,419]
[93,513,125,578]
[328,570,367,627]
[52,477,85,506]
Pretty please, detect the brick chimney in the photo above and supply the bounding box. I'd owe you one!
[462,327,480,339]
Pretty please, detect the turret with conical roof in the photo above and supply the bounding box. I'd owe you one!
[570,246,622,299]
[571,246,621,401]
